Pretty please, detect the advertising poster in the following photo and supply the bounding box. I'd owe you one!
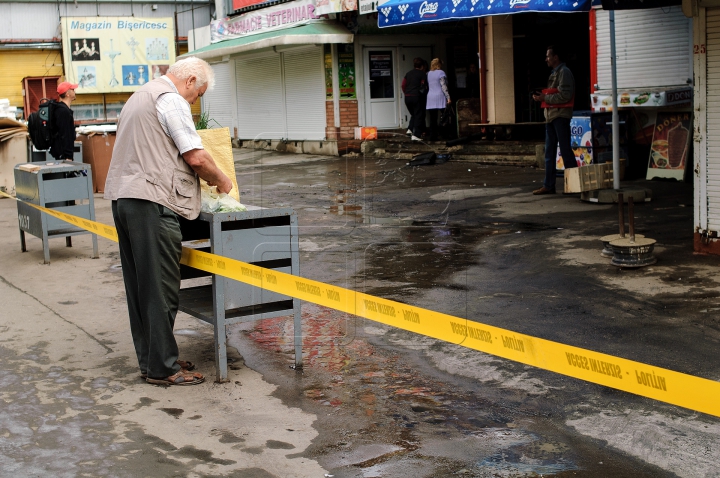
[647,112,692,181]
[324,46,333,100]
[61,17,175,94]
[315,0,357,15]
[556,116,593,171]
[338,46,356,99]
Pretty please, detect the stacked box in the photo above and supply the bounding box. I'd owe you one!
[564,163,613,193]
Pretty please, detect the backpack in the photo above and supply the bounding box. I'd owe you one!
[28,98,56,151]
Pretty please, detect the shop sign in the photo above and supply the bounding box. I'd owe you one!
[60,16,176,94]
[358,0,391,14]
[647,112,692,181]
[590,87,692,113]
[232,0,266,12]
[211,0,319,43]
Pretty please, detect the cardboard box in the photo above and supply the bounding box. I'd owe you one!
[564,161,625,193]
[79,133,115,193]
[0,136,27,194]
[354,126,377,140]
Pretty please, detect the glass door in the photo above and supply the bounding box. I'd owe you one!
[364,48,398,128]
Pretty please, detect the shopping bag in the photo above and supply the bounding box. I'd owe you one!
[440,105,455,128]
[196,127,240,202]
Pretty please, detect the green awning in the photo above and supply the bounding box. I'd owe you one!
[179,22,353,61]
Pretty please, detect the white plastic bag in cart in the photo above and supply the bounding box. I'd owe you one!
[201,188,247,213]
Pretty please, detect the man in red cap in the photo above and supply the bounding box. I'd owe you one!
[50,81,78,160]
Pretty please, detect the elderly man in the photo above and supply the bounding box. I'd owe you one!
[532,45,577,195]
[105,57,233,386]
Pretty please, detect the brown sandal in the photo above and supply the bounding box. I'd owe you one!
[146,370,205,386]
[140,360,195,379]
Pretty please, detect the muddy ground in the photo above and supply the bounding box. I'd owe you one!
[228,148,720,478]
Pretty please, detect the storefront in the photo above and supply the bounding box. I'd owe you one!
[590,4,693,180]
[375,0,592,127]
[187,0,353,140]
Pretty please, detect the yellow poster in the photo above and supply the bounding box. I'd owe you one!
[61,16,176,94]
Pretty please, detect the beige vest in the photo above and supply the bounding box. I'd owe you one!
[104,78,201,219]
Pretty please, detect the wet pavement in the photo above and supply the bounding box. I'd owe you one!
[228,147,720,477]
[1,147,719,477]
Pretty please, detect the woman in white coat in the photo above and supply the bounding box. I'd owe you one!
[425,58,451,141]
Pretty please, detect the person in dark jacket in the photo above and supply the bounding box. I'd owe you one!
[402,57,427,142]
[532,45,577,195]
[49,81,78,161]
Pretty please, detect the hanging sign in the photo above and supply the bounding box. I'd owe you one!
[61,16,175,94]
[211,0,319,43]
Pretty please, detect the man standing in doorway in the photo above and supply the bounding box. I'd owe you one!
[49,81,78,161]
[104,57,233,386]
[532,45,576,195]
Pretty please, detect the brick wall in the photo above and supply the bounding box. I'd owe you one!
[326,100,359,140]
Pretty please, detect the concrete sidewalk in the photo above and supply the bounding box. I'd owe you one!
[0,194,326,477]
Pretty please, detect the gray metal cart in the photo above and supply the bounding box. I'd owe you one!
[14,161,98,264]
[178,206,302,382]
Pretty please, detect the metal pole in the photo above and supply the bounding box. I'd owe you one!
[628,196,635,243]
[610,11,620,190]
[618,192,625,238]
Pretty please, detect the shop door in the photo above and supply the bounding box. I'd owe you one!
[398,46,432,129]
[364,48,398,128]
[595,7,692,90]
[235,53,286,140]
[283,46,326,140]
[705,8,720,232]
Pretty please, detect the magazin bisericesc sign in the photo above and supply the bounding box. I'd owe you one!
[61,17,176,94]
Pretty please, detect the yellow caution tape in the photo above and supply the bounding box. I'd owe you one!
[3,189,720,418]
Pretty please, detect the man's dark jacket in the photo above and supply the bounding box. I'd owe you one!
[49,102,75,160]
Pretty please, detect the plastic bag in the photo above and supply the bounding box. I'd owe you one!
[201,188,248,213]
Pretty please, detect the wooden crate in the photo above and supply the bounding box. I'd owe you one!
[564,163,614,193]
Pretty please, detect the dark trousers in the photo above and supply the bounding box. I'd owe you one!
[428,108,442,140]
[544,117,577,190]
[405,95,425,137]
[112,199,183,379]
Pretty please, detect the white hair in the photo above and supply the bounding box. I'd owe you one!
[168,57,216,89]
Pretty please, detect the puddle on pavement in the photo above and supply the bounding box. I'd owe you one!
[478,446,579,476]
[242,303,660,478]
[358,223,481,295]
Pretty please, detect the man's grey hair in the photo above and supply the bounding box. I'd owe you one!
[168,57,216,89]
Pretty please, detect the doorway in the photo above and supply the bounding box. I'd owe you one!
[398,46,432,129]
[513,12,591,123]
[363,46,433,129]
[364,48,397,128]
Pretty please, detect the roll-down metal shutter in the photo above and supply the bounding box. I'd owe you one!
[706,8,720,231]
[235,53,286,140]
[283,46,326,140]
[596,7,692,90]
[202,62,234,131]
